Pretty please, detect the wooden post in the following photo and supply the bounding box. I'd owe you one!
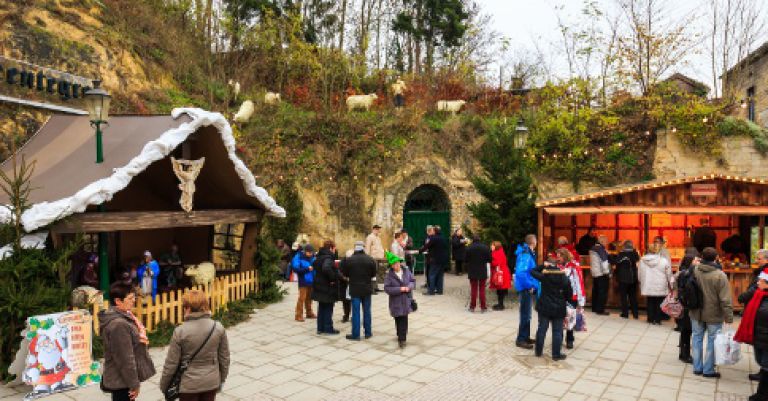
[537,208,544,263]
[760,216,765,252]
[643,214,650,252]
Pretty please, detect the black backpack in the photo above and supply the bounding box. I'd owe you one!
[678,266,703,309]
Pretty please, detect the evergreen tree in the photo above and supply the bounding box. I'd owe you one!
[265,183,303,244]
[468,119,537,251]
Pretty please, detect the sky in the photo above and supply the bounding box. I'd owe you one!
[475,0,767,95]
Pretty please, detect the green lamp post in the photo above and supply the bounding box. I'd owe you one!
[84,80,111,295]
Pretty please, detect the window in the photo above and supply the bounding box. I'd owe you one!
[212,223,244,271]
[747,86,756,122]
[82,233,98,253]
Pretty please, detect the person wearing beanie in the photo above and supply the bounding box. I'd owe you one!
[736,265,768,400]
[383,251,415,348]
[292,244,316,322]
[341,241,377,340]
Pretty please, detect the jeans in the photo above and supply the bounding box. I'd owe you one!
[394,315,408,341]
[517,290,533,342]
[111,389,130,401]
[351,295,372,338]
[592,275,609,313]
[691,317,722,375]
[180,390,217,401]
[646,296,664,323]
[427,264,444,294]
[454,260,464,274]
[469,279,487,310]
[317,302,335,333]
[535,313,564,357]
[618,282,638,317]
[756,347,768,371]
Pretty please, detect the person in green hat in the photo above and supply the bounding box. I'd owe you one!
[383,251,415,348]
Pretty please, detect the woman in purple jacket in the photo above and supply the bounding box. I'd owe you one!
[384,251,415,348]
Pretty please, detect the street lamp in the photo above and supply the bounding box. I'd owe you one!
[84,80,111,296]
[514,118,529,149]
[84,80,111,163]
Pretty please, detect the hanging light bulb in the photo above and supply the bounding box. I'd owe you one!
[617,142,623,148]
[645,130,651,136]
[671,127,677,133]
[702,117,708,123]
[598,147,604,153]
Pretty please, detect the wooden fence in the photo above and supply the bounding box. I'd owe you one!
[93,270,258,334]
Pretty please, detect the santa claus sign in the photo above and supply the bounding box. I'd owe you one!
[19,310,101,400]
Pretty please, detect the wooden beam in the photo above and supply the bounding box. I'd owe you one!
[537,208,544,264]
[52,209,264,233]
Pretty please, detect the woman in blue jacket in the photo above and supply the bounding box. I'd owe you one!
[514,235,540,349]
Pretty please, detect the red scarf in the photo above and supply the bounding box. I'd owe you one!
[734,289,768,345]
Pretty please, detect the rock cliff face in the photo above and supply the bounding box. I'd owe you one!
[297,155,482,253]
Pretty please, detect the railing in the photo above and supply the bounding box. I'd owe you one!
[93,270,258,334]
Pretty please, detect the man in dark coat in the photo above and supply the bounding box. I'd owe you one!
[422,226,449,295]
[531,254,573,361]
[693,218,717,253]
[341,241,377,340]
[465,236,492,312]
[451,228,468,275]
[312,240,343,335]
[576,228,597,256]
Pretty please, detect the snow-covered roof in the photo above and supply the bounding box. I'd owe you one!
[0,108,285,232]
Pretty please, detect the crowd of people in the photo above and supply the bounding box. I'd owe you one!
[95,224,768,401]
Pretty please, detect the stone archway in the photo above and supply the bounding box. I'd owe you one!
[404,184,451,212]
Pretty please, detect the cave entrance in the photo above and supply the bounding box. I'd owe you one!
[403,184,451,274]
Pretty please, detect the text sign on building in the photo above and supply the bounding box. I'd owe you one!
[691,183,717,196]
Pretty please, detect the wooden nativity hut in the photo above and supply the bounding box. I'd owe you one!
[0,108,285,303]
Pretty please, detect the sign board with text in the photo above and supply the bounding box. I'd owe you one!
[691,183,717,197]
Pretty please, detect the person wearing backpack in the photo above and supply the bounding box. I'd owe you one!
[613,241,640,319]
[689,247,734,378]
[676,248,700,364]
[160,290,229,401]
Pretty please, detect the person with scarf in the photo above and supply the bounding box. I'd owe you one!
[735,267,768,401]
[589,235,612,315]
[99,283,155,401]
[556,248,585,349]
[741,249,768,382]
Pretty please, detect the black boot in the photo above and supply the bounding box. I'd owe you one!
[678,344,692,364]
[749,371,768,401]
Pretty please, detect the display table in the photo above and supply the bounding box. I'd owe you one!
[576,256,752,311]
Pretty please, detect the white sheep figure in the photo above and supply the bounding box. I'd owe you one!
[228,79,241,98]
[436,100,467,115]
[233,100,255,123]
[346,93,378,111]
[185,262,216,287]
[264,92,281,105]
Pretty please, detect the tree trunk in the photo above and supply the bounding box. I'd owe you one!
[339,0,348,50]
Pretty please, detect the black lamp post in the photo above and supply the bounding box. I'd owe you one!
[84,80,111,163]
[84,80,111,295]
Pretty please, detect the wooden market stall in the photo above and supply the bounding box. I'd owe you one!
[0,108,285,300]
[535,174,768,311]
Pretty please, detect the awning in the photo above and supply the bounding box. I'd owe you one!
[543,206,768,215]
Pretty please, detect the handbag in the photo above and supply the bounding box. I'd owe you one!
[574,309,587,332]
[164,322,217,401]
[661,285,683,319]
[492,267,505,288]
[410,299,418,312]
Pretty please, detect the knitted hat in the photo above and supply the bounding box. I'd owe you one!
[354,241,365,252]
[759,268,768,282]
[385,251,403,266]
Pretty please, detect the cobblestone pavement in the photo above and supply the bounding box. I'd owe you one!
[1,274,760,401]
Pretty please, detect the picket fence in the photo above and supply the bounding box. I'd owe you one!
[92,270,258,334]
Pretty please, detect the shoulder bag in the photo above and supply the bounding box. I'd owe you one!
[164,322,217,401]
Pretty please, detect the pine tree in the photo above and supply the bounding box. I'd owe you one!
[468,119,537,251]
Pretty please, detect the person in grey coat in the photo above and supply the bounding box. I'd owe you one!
[160,289,230,401]
[383,251,415,348]
[99,283,156,401]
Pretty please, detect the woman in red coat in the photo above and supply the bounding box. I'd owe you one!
[490,241,513,310]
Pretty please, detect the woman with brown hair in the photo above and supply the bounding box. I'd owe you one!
[489,241,512,310]
[160,290,230,401]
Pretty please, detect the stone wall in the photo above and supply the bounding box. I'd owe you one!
[298,156,482,253]
[723,45,768,128]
